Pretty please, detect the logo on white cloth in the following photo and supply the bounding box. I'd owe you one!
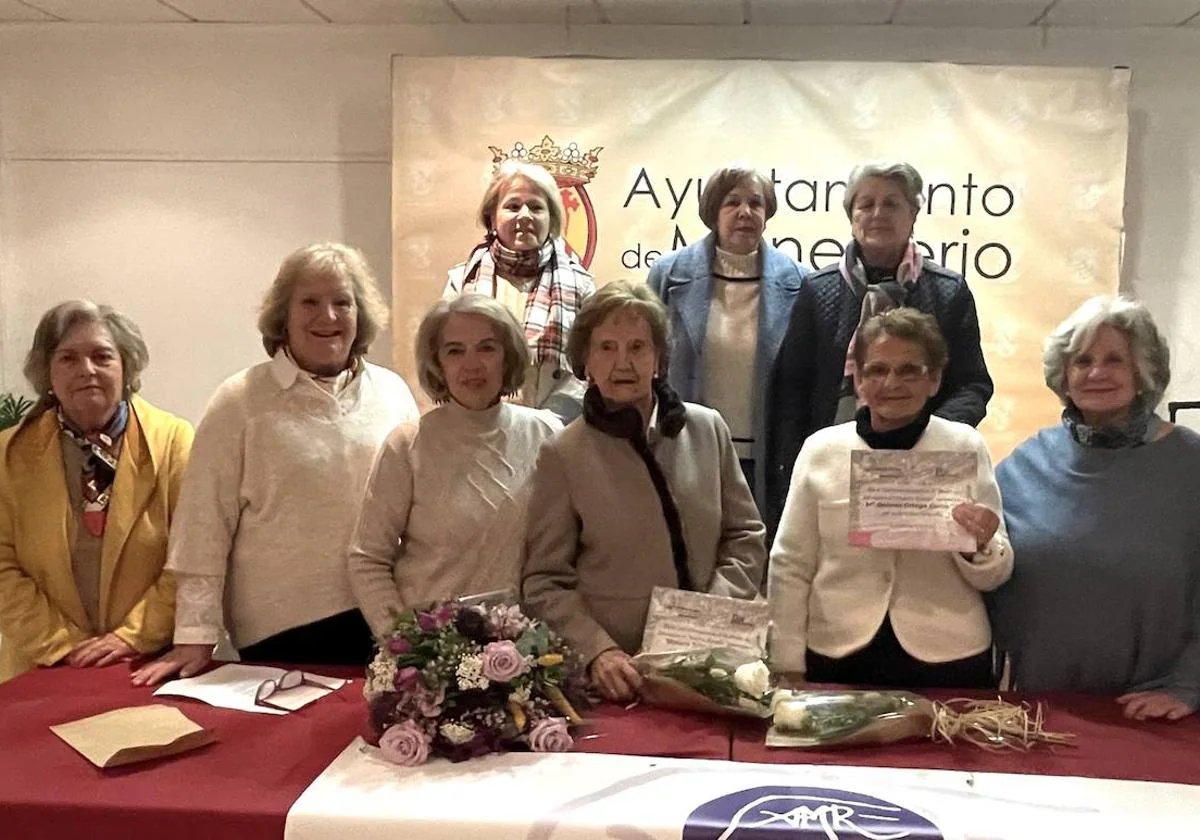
[682,786,944,840]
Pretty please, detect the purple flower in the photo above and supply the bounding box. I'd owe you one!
[378,720,430,766]
[394,666,421,692]
[416,604,456,632]
[416,683,445,718]
[387,637,412,655]
[481,640,529,683]
[528,717,572,753]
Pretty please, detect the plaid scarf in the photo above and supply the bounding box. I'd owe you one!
[835,239,924,423]
[459,236,592,372]
[58,400,128,537]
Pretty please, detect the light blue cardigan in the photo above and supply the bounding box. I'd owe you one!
[646,233,807,506]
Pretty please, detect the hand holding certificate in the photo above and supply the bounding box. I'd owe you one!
[848,450,979,553]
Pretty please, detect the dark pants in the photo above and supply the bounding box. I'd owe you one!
[238,609,375,667]
[806,616,995,690]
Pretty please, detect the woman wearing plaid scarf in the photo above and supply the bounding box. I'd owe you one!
[446,160,595,423]
[0,301,193,682]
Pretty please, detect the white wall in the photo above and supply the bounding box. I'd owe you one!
[1,22,1199,427]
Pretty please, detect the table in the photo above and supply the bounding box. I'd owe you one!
[3,664,1200,839]
[0,663,728,840]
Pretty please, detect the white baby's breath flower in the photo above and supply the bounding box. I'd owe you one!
[508,685,531,704]
[732,660,772,698]
[456,653,490,691]
[439,722,476,745]
[363,653,398,700]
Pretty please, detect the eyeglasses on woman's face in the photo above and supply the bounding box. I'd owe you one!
[858,362,930,383]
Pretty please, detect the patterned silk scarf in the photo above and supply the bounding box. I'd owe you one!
[835,238,925,422]
[458,236,590,374]
[58,400,128,537]
[1062,399,1162,449]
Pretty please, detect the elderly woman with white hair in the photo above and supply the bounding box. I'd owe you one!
[647,163,808,505]
[988,296,1200,721]
[765,160,992,537]
[0,302,193,682]
[446,160,595,423]
[133,243,418,685]
[347,294,561,639]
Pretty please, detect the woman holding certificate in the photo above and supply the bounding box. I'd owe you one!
[768,308,1011,689]
[989,297,1200,721]
[522,281,765,702]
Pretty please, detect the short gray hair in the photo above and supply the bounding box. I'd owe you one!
[257,242,389,360]
[843,161,925,218]
[477,160,565,241]
[24,300,149,412]
[415,294,529,403]
[1043,296,1170,407]
[697,163,778,231]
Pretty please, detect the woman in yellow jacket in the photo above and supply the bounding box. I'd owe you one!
[0,301,193,682]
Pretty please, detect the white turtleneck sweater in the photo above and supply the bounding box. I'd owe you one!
[347,400,561,637]
[169,352,419,649]
[703,246,761,460]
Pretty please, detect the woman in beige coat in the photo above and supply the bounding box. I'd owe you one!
[522,280,765,702]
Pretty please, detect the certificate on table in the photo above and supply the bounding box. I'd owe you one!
[639,587,770,658]
[848,450,977,553]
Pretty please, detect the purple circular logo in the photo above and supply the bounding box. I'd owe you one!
[683,785,944,839]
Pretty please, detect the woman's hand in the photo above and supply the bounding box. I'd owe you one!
[1117,690,1194,721]
[952,503,1000,555]
[65,633,137,668]
[588,648,643,703]
[130,644,214,687]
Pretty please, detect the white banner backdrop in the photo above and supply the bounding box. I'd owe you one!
[392,57,1128,459]
[286,739,1198,839]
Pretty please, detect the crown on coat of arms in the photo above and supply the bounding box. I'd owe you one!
[489,135,603,186]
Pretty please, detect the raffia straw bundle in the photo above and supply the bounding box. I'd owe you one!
[931,698,1075,751]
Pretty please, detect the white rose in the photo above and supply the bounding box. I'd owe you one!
[732,660,771,698]
[773,700,812,733]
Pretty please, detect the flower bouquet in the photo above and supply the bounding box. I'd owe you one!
[634,649,775,718]
[365,598,586,765]
[630,588,775,717]
[768,689,1075,751]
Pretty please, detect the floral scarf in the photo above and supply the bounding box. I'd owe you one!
[58,400,129,536]
[836,238,925,423]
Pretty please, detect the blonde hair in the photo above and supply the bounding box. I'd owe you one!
[257,242,389,361]
[415,294,529,403]
[566,280,670,380]
[476,160,565,241]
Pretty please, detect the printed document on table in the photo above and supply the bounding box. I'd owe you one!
[154,663,346,715]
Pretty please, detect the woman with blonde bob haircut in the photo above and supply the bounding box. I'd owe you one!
[1,301,193,682]
[133,243,418,686]
[989,296,1200,721]
[349,294,561,637]
[523,280,765,703]
[447,160,595,422]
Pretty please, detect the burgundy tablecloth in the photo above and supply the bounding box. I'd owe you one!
[732,688,1200,786]
[0,663,730,840]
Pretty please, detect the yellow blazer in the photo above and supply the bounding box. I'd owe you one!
[0,395,194,682]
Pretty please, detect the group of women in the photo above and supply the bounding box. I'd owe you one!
[1,157,1197,724]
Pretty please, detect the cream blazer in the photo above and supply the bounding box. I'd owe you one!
[768,417,1012,675]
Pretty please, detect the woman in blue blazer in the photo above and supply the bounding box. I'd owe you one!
[647,163,808,513]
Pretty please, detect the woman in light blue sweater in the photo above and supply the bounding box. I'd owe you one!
[989,296,1200,721]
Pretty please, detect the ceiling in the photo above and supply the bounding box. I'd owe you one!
[1,0,1199,28]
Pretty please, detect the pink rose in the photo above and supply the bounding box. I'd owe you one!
[378,720,431,766]
[528,717,572,753]
[394,666,421,692]
[481,640,529,683]
[387,637,411,655]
